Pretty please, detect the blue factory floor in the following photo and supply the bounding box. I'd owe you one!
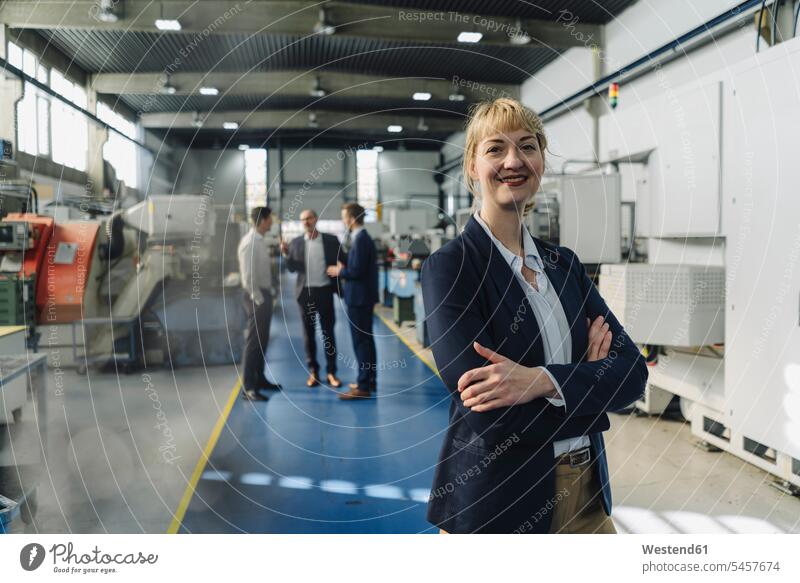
[177,277,449,533]
[6,271,800,534]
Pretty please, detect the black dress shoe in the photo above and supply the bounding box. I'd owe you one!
[242,389,269,401]
[258,381,283,391]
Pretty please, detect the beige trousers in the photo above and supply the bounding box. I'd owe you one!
[547,462,617,534]
[439,462,616,534]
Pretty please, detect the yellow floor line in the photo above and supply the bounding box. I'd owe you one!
[375,310,440,378]
[167,378,242,534]
[168,312,432,533]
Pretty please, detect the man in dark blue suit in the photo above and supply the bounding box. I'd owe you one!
[327,202,379,399]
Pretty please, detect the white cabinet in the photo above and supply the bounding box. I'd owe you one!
[653,81,722,237]
[559,174,621,264]
[723,41,800,461]
[600,80,723,238]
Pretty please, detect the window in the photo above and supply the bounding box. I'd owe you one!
[97,102,139,188]
[6,41,23,69]
[356,149,379,222]
[16,82,37,154]
[50,70,88,171]
[22,48,36,77]
[15,45,50,156]
[36,94,50,156]
[9,41,88,170]
[244,148,267,215]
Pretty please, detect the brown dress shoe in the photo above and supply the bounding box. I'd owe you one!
[338,387,372,400]
[306,373,321,387]
[326,373,342,388]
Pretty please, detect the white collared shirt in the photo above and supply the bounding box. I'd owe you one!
[304,232,330,288]
[237,227,272,305]
[474,212,591,456]
[350,225,364,241]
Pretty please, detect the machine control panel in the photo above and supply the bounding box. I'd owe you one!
[0,221,30,251]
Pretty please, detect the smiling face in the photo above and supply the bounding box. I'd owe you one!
[462,98,547,216]
[469,128,544,213]
[300,209,318,234]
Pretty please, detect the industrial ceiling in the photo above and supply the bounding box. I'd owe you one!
[1,0,636,148]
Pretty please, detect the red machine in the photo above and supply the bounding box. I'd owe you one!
[3,213,100,323]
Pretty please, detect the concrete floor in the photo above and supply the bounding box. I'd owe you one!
[4,364,238,533]
[4,296,800,533]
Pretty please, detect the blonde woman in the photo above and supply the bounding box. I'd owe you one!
[421,98,647,534]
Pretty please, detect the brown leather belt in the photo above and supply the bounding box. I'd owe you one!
[557,446,591,467]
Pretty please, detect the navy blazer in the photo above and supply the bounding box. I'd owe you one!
[284,232,344,299]
[420,216,647,533]
[339,228,379,307]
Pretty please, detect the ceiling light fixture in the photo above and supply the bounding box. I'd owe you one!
[96,0,121,23]
[509,19,531,45]
[238,144,250,151]
[448,88,466,102]
[159,74,177,95]
[199,86,219,96]
[457,31,482,43]
[313,8,336,36]
[310,76,327,98]
[387,125,403,133]
[155,19,182,31]
[223,122,239,130]
[413,92,432,101]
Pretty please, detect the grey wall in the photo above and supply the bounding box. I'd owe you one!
[139,131,182,200]
[269,147,357,221]
[263,146,442,224]
[174,148,246,213]
[377,150,440,214]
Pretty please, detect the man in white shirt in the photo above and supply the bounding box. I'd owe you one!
[238,206,281,401]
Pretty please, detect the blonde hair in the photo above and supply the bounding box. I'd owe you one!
[462,98,547,215]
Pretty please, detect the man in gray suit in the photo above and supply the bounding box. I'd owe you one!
[280,209,344,388]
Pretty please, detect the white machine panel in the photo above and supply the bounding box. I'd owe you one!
[600,80,723,238]
[647,350,725,413]
[723,39,800,461]
[387,209,432,236]
[652,81,722,237]
[599,263,724,346]
[599,99,659,161]
[559,174,621,264]
[125,194,216,240]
